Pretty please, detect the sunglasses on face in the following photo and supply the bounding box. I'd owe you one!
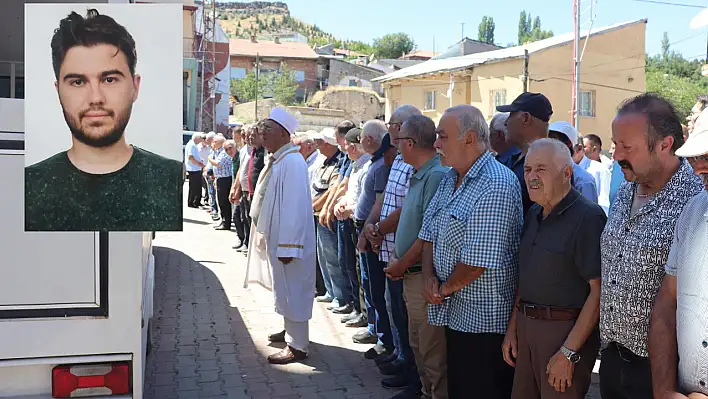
[687,154,708,163]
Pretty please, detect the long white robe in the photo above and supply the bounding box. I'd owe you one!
[243,143,316,323]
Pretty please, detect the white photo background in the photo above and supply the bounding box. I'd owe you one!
[24,3,183,166]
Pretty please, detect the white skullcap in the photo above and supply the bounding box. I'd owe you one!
[549,121,578,145]
[268,108,299,135]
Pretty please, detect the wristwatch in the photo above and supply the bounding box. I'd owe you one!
[373,222,381,235]
[560,346,581,364]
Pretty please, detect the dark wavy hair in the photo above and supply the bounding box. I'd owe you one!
[617,93,684,153]
[51,9,137,79]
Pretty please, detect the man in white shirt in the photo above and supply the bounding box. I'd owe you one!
[577,134,612,214]
[185,133,205,208]
[583,133,613,169]
[292,131,324,199]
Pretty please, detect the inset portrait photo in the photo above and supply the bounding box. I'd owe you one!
[24,3,184,232]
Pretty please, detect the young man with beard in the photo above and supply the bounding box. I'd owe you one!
[24,9,182,232]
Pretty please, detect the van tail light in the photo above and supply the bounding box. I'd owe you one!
[52,362,131,398]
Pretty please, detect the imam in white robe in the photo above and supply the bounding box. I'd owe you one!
[243,143,316,324]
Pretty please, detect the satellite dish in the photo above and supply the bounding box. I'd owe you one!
[690,8,708,29]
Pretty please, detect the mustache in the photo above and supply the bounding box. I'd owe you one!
[617,160,633,171]
[79,107,114,119]
[528,179,543,187]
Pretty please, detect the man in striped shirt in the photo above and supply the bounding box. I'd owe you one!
[208,136,233,230]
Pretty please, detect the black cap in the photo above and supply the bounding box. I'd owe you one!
[345,128,362,144]
[496,92,553,122]
[379,133,392,152]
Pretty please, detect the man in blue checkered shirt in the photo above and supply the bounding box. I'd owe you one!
[208,135,234,230]
[419,105,523,399]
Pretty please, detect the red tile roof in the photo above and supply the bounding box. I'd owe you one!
[229,38,319,59]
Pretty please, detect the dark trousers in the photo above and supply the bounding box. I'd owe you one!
[446,329,514,399]
[599,342,653,399]
[315,220,326,296]
[337,219,360,312]
[512,312,599,399]
[240,192,251,243]
[355,221,393,350]
[388,278,419,386]
[232,203,245,241]
[187,171,202,207]
[216,176,232,227]
[201,175,209,203]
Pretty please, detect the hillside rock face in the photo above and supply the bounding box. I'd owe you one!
[215,1,289,14]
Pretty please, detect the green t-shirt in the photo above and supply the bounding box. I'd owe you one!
[25,146,183,232]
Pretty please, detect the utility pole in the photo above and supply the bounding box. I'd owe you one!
[255,53,260,120]
[572,0,581,129]
[523,49,529,92]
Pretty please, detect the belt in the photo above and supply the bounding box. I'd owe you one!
[517,303,581,321]
[610,342,649,363]
[405,265,422,274]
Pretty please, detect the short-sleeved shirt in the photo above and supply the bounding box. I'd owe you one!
[502,152,533,215]
[213,148,233,179]
[600,158,703,357]
[519,188,606,308]
[380,154,414,262]
[395,155,448,273]
[343,153,372,210]
[337,153,352,182]
[579,155,612,214]
[355,155,390,221]
[238,146,251,191]
[312,150,342,216]
[665,190,708,395]
[184,140,202,172]
[418,151,523,333]
[572,163,599,205]
[25,146,183,231]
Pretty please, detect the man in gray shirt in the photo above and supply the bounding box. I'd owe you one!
[649,109,708,399]
[502,139,606,399]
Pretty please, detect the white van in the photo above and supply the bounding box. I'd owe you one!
[0,1,154,397]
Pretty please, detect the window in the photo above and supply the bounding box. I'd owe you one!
[230,67,247,80]
[424,91,436,110]
[293,70,305,82]
[490,89,507,116]
[580,91,595,117]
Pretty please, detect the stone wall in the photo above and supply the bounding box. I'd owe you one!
[310,87,385,125]
[328,59,385,95]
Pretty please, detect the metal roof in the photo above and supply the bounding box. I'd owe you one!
[373,19,647,83]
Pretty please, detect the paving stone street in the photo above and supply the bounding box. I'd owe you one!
[144,199,602,398]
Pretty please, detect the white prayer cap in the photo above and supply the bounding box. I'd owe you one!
[317,127,338,146]
[305,130,321,140]
[677,107,708,157]
[268,107,299,135]
[549,121,578,145]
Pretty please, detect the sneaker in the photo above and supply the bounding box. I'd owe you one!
[340,310,359,323]
[353,329,378,345]
[315,294,333,303]
[326,300,342,310]
[331,303,353,314]
[345,313,368,328]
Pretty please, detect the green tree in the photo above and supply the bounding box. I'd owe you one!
[478,16,495,44]
[231,70,264,102]
[518,11,553,44]
[268,63,299,105]
[373,33,415,59]
[661,32,670,62]
[646,69,706,118]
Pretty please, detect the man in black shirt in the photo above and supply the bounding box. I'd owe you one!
[502,139,605,399]
[25,9,181,232]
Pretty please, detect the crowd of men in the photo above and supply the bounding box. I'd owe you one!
[183,91,708,399]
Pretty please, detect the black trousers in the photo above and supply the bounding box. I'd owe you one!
[599,342,653,399]
[187,171,202,207]
[201,175,209,203]
[232,203,245,242]
[240,192,251,244]
[446,329,514,399]
[314,216,326,296]
[216,176,232,227]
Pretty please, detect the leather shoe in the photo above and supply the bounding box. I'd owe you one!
[381,373,409,389]
[315,294,333,303]
[331,303,353,314]
[268,330,286,342]
[379,359,405,375]
[375,351,398,366]
[364,344,389,359]
[267,346,307,364]
[345,313,368,328]
[353,329,378,345]
[214,225,230,230]
[232,240,244,250]
[340,310,359,323]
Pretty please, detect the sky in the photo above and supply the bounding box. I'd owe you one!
[270,0,708,59]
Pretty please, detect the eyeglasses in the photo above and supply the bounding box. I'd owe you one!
[687,154,708,163]
[386,122,401,129]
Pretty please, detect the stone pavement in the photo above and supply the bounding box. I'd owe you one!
[144,199,602,398]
